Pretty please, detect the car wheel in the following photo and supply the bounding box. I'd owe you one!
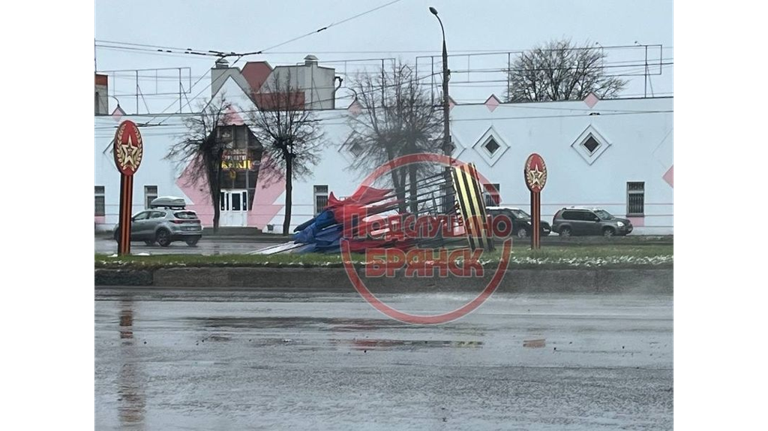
[156,229,171,247]
[143,240,155,246]
[185,237,200,247]
[516,228,528,239]
[559,227,572,238]
[603,227,615,237]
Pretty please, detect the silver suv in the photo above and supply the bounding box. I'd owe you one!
[112,198,203,247]
[552,207,633,237]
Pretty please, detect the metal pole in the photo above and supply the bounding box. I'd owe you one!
[644,45,648,98]
[507,52,511,97]
[179,68,183,113]
[431,57,435,107]
[381,59,385,106]
[441,35,451,156]
[135,70,139,115]
[431,7,454,213]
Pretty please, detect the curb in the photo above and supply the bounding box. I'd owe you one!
[95,266,673,294]
[95,269,154,286]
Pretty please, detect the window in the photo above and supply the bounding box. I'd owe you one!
[510,209,530,220]
[94,92,100,115]
[174,211,198,220]
[314,185,329,215]
[95,186,105,216]
[582,211,600,222]
[144,185,158,209]
[133,211,150,221]
[349,141,364,157]
[218,127,233,143]
[562,210,580,221]
[150,211,166,219]
[627,182,645,216]
[473,126,509,166]
[234,126,248,149]
[571,126,612,165]
[483,138,500,155]
[582,135,600,154]
[232,193,242,211]
[594,209,614,220]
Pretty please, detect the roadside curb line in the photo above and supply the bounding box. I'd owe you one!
[95,267,673,294]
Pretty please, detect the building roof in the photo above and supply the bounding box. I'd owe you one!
[241,61,273,93]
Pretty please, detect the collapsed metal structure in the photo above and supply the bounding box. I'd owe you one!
[256,162,494,255]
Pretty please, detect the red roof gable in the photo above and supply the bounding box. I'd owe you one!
[241,62,273,93]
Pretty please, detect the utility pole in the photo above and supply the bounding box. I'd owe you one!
[430,6,455,214]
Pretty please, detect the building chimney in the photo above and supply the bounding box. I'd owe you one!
[215,57,230,69]
[304,55,318,66]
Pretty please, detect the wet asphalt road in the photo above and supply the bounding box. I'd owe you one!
[95,289,672,430]
[95,238,282,255]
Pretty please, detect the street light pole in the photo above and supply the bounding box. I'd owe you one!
[430,6,454,215]
[430,7,452,157]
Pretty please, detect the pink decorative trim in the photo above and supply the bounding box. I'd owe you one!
[627,217,645,227]
[584,93,600,108]
[663,165,674,188]
[484,94,500,112]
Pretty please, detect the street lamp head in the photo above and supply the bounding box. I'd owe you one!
[429,6,438,15]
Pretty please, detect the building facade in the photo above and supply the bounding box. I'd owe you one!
[94,58,673,235]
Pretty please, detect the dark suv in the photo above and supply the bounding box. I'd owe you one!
[487,206,551,239]
[552,208,633,237]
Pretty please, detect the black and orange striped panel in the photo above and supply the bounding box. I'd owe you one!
[450,163,494,251]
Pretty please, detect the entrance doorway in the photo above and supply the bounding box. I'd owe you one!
[220,189,248,227]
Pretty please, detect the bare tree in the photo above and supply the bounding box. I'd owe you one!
[505,39,628,102]
[247,70,323,235]
[347,61,444,214]
[166,95,234,233]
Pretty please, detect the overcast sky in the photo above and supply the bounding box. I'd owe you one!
[95,0,673,112]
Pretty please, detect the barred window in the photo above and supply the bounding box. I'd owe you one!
[95,186,105,216]
[314,185,329,215]
[627,182,645,216]
[144,185,158,209]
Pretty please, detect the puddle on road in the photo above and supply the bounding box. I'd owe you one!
[203,334,232,342]
[333,338,483,351]
[188,316,405,330]
[523,339,546,348]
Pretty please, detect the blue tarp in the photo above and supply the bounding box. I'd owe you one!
[293,210,344,253]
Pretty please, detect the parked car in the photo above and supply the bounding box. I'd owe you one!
[486,206,551,239]
[112,197,203,247]
[551,207,633,237]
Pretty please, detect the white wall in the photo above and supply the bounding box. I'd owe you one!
[94,96,673,235]
[282,97,674,234]
[260,63,337,110]
[445,98,674,233]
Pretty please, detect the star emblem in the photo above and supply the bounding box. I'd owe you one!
[527,164,546,189]
[119,135,141,171]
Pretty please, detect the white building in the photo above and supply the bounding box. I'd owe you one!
[94,58,673,235]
